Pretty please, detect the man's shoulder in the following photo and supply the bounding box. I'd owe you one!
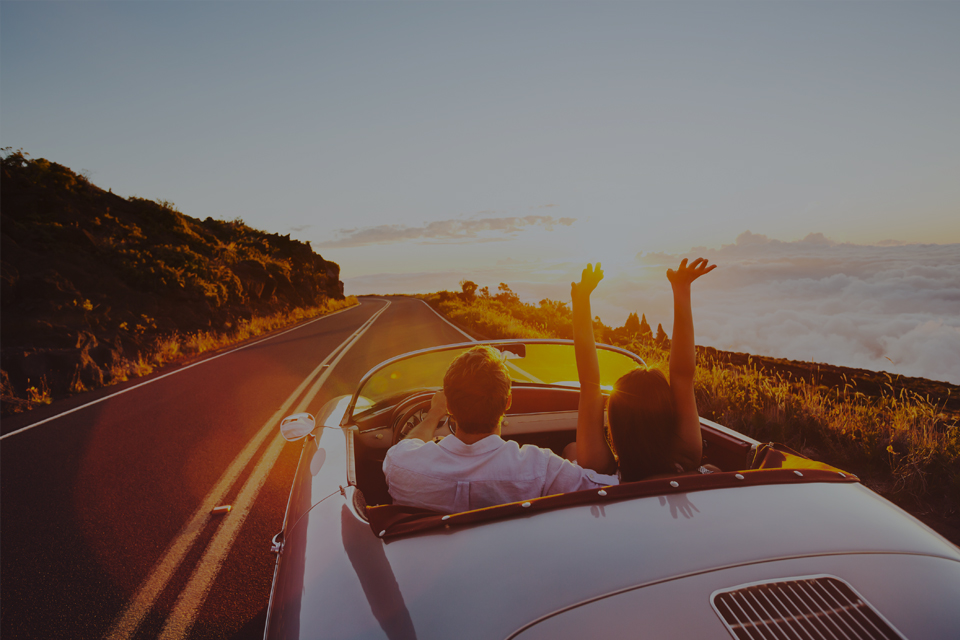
[515,441,561,460]
[387,437,426,454]
[384,438,435,467]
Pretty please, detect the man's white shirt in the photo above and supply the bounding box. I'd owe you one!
[383,434,618,514]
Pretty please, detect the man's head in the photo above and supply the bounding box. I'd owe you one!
[443,345,512,434]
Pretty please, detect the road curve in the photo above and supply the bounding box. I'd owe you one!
[0,296,474,640]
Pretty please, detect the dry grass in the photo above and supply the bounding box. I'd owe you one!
[693,356,959,505]
[25,378,53,405]
[108,297,359,383]
[437,297,553,340]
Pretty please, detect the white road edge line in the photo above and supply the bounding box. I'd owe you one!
[417,299,477,342]
[104,300,389,640]
[418,299,548,382]
[1,303,361,441]
[158,299,391,640]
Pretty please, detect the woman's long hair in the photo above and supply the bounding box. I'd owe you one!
[607,368,677,482]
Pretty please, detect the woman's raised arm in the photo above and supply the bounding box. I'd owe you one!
[666,257,716,470]
[572,263,617,474]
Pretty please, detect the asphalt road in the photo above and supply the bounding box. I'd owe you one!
[0,297,474,640]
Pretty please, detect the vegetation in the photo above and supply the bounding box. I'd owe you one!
[1,149,354,414]
[421,283,960,527]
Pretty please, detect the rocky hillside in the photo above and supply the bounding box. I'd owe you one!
[1,150,344,405]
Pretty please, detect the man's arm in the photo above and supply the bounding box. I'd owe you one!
[403,390,447,442]
[666,258,716,469]
[572,263,617,474]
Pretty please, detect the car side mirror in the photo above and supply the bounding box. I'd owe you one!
[280,413,316,441]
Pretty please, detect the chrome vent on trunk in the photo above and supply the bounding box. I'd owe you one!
[711,575,906,640]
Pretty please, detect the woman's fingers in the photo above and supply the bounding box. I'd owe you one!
[669,257,716,283]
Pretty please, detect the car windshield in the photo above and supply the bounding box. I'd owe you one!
[348,340,645,421]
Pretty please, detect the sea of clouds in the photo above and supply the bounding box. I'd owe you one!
[613,232,960,384]
[344,232,960,384]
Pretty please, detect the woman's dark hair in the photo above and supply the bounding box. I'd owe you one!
[607,368,677,482]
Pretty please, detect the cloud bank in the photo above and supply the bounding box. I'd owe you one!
[316,215,575,248]
[629,232,960,384]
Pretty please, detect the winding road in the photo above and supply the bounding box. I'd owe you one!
[1,297,473,640]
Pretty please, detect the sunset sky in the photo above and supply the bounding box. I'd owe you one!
[2,2,958,382]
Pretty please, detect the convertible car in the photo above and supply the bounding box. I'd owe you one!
[264,340,960,640]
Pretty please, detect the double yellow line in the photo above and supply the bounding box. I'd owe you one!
[106,300,391,640]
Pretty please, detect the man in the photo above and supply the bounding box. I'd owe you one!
[383,345,618,513]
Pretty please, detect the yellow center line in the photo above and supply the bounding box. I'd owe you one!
[157,300,391,639]
[105,300,390,640]
[157,430,288,640]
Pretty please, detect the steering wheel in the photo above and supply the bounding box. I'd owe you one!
[393,393,454,443]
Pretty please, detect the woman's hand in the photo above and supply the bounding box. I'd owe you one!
[666,258,716,288]
[666,257,715,469]
[571,262,604,300]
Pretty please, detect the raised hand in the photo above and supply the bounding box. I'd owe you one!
[666,258,716,288]
[571,262,604,300]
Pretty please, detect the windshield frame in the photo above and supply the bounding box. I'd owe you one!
[342,339,647,425]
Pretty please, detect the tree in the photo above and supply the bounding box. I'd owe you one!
[639,314,653,342]
[496,282,519,304]
[624,312,641,335]
[655,322,669,347]
[459,280,478,301]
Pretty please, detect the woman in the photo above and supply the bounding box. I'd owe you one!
[571,258,716,481]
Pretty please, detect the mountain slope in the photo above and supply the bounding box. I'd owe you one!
[1,150,344,406]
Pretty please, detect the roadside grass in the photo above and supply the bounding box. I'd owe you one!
[3,297,359,409]
[25,378,53,406]
[422,291,960,514]
[436,296,553,340]
[108,296,359,383]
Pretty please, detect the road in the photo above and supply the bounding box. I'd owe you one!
[0,297,474,640]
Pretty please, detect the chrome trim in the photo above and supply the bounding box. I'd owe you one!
[700,416,762,447]
[358,424,392,435]
[343,425,358,487]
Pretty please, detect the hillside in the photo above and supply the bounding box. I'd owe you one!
[1,149,346,413]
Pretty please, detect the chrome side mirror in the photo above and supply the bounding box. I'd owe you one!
[280,413,316,441]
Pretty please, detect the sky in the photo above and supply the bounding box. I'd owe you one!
[2,1,959,383]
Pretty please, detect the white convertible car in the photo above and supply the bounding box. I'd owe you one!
[264,340,960,640]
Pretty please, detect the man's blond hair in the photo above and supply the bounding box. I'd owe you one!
[443,345,512,434]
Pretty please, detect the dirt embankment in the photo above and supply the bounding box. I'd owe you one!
[1,151,344,414]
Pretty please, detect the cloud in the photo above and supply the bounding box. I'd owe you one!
[316,215,576,248]
[624,234,960,383]
[289,224,312,233]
